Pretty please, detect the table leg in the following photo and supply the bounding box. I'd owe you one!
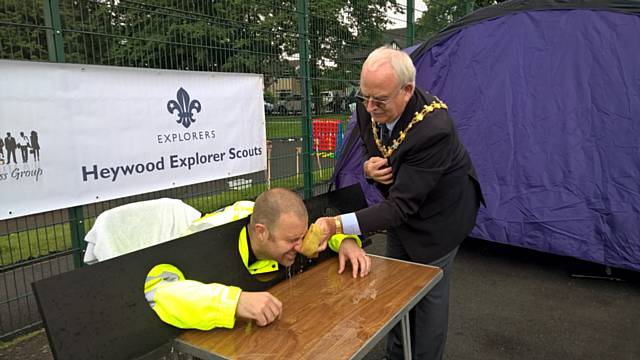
[402,313,412,360]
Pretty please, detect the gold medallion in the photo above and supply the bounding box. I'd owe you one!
[372,98,448,158]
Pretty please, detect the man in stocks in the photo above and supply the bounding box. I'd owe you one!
[145,188,371,330]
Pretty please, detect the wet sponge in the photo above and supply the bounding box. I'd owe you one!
[300,224,323,258]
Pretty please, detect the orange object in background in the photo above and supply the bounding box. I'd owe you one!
[312,119,341,152]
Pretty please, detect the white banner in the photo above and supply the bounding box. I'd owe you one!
[0,60,266,220]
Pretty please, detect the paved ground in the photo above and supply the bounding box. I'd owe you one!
[1,236,639,360]
[363,235,640,360]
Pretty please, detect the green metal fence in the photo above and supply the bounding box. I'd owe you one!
[0,0,479,341]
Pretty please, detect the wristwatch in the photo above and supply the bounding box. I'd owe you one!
[334,216,343,234]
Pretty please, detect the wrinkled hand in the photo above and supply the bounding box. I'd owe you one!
[364,157,393,185]
[236,291,282,326]
[338,238,372,278]
[312,217,336,252]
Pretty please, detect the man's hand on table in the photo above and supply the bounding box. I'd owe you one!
[236,291,282,326]
[311,217,372,278]
[338,238,371,278]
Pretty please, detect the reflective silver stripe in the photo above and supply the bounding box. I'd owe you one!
[146,288,158,308]
[145,271,181,308]
[145,271,181,283]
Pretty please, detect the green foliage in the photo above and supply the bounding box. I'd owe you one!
[305,1,402,111]
[264,90,276,105]
[416,0,505,38]
[1,0,397,96]
[60,0,289,74]
[0,0,48,60]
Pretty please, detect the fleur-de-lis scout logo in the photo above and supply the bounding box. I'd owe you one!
[167,87,202,129]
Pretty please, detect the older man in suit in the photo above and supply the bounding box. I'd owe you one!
[315,46,483,360]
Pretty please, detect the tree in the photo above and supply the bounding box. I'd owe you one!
[0,0,50,61]
[1,0,402,113]
[95,0,290,74]
[304,1,402,113]
[416,0,506,39]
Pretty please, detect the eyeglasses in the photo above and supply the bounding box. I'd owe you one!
[355,85,406,109]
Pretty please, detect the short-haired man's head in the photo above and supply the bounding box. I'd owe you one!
[250,188,308,232]
[362,46,416,87]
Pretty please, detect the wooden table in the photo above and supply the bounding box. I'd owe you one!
[173,255,442,360]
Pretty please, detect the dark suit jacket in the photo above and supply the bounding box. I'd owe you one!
[4,136,16,150]
[355,88,484,263]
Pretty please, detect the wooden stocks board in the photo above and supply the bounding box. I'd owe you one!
[175,255,442,359]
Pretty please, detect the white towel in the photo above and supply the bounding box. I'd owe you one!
[83,198,201,263]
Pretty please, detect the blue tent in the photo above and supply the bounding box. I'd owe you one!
[333,0,640,271]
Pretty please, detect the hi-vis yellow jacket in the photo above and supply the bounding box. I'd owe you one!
[144,201,360,330]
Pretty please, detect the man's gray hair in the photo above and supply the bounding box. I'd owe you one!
[362,46,416,86]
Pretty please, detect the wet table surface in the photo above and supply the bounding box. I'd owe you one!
[174,254,442,360]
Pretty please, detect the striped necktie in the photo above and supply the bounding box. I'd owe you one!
[380,125,390,146]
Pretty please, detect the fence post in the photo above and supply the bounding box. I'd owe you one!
[43,0,65,63]
[297,0,313,198]
[406,0,415,47]
[67,207,86,268]
[43,0,85,268]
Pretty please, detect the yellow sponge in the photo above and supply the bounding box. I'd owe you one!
[300,224,323,258]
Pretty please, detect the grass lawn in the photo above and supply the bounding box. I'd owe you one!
[266,114,348,138]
